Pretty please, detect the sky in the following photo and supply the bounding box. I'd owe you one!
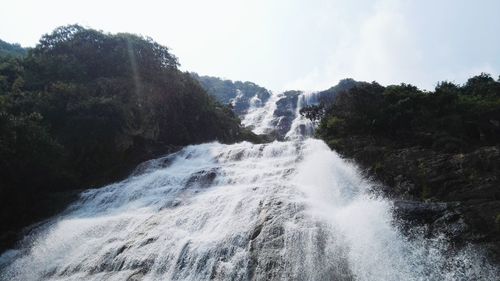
[1,0,499,91]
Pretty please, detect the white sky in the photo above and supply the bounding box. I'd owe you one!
[1,0,499,91]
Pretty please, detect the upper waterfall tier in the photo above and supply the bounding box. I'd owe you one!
[242,91,319,140]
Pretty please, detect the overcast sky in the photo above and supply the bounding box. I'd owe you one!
[1,0,499,91]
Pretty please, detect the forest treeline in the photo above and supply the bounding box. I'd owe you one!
[191,73,271,115]
[303,75,500,152]
[0,25,258,251]
[302,75,500,256]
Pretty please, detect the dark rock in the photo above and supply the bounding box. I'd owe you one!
[185,168,219,189]
[191,73,271,116]
[331,135,500,263]
[393,200,451,223]
[272,91,301,139]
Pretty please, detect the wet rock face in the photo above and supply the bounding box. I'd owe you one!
[185,169,219,189]
[332,136,500,261]
[131,153,179,176]
[191,74,272,116]
[245,198,354,281]
[231,90,271,116]
[394,200,451,224]
[271,91,301,139]
[393,200,469,241]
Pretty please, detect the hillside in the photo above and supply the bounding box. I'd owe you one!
[303,75,500,261]
[0,39,27,58]
[0,25,259,252]
[191,73,271,116]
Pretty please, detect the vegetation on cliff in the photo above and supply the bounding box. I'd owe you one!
[0,25,257,252]
[303,75,500,259]
[0,39,27,58]
[191,73,271,115]
[306,74,500,152]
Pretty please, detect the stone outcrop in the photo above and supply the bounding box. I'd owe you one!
[330,136,500,262]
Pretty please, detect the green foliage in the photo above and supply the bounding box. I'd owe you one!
[315,78,363,104]
[324,117,346,136]
[191,73,271,115]
[0,107,71,239]
[326,138,343,151]
[463,73,500,97]
[0,25,254,251]
[312,75,500,152]
[0,56,24,94]
[315,82,384,138]
[0,39,27,58]
[299,104,324,121]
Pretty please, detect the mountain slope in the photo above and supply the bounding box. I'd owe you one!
[0,39,27,58]
[191,73,271,116]
[0,25,258,253]
[305,76,500,262]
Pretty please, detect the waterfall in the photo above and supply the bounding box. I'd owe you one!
[241,92,283,135]
[284,91,318,140]
[0,93,498,281]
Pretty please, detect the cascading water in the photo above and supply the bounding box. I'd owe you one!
[241,92,282,135]
[284,92,318,140]
[0,92,498,281]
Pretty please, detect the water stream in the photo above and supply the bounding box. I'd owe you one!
[0,92,497,280]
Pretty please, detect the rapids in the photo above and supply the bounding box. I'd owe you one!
[0,92,498,281]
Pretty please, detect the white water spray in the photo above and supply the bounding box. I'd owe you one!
[0,92,498,280]
[285,91,318,140]
[241,92,283,135]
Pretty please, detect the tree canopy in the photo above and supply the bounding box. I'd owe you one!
[0,25,257,252]
[303,74,500,152]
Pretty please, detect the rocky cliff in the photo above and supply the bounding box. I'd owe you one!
[309,76,500,263]
[329,136,500,263]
